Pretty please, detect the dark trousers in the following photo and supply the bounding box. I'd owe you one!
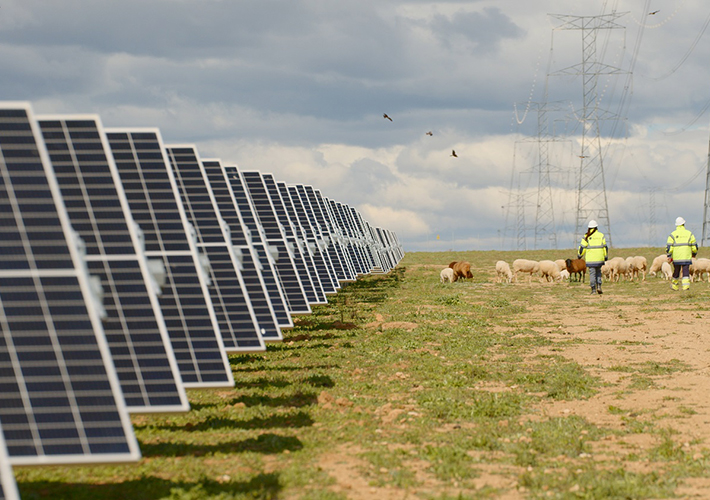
[672,263,690,279]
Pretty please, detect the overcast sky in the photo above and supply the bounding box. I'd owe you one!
[4,0,710,251]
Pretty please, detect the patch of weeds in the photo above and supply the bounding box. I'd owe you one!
[514,361,598,400]
[628,375,657,390]
[649,430,687,462]
[519,466,678,499]
[360,449,417,488]
[423,445,477,482]
[469,391,526,419]
[677,405,697,416]
[437,294,462,306]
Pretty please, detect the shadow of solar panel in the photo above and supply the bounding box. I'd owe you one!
[276,181,327,304]
[106,130,233,387]
[0,103,140,465]
[224,168,292,329]
[241,172,310,315]
[285,185,338,295]
[165,147,264,352]
[262,173,323,305]
[0,424,19,500]
[37,117,189,411]
[202,160,282,341]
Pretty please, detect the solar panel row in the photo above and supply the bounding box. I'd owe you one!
[0,102,403,490]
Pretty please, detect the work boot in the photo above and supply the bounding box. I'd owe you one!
[682,277,690,291]
[671,279,679,291]
[590,287,596,294]
[597,286,603,294]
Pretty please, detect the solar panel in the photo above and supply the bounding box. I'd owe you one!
[286,185,339,295]
[276,181,327,304]
[262,174,325,305]
[0,102,140,465]
[349,206,378,273]
[313,189,356,282]
[0,426,19,500]
[165,147,265,352]
[201,159,282,342]
[37,116,189,412]
[240,172,311,315]
[329,199,367,276]
[105,129,234,387]
[223,167,293,329]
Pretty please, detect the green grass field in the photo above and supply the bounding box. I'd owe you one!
[14,248,710,499]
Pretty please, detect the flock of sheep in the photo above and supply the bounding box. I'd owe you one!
[439,254,710,284]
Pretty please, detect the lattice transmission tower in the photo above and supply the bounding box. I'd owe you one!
[550,13,627,247]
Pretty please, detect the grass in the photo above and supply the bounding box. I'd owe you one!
[13,247,710,499]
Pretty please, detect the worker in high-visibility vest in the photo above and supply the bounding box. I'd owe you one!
[578,220,608,295]
[666,216,698,291]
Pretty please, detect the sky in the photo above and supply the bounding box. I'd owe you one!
[3,0,710,252]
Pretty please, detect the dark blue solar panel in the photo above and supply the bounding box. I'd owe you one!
[314,189,356,281]
[224,167,292,329]
[241,172,310,315]
[38,118,188,412]
[106,130,233,387]
[165,147,264,351]
[202,160,281,341]
[286,185,338,295]
[304,186,350,283]
[0,103,139,466]
[329,199,367,276]
[262,174,321,305]
[277,181,327,304]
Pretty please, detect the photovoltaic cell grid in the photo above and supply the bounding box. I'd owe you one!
[286,185,338,295]
[165,147,264,351]
[241,171,311,315]
[105,129,234,387]
[262,173,322,305]
[314,188,356,281]
[276,181,327,304]
[306,186,353,283]
[224,167,292,329]
[0,103,139,466]
[202,159,281,341]
[329,199,367,276]
[37,117,188,413]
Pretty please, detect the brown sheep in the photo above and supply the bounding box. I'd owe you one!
[451,261,473,281]
[565,258,587,282]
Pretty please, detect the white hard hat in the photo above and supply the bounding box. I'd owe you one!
[588,220,598,229]
[675,216,686,226]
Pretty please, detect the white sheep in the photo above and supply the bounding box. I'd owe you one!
[495,260,513,283]
[661,261,672,280]
[440,267,455,283]
[692,258,710,283]
[513,259,540,283]
[648,254,667,277]
[554,259,567,272]
[601,262,612,281]
[539,260,561,282]
[607,257,628,282]
[625,256,647,281]
[559,269,570,281]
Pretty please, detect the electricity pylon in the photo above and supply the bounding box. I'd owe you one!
[550,13,628,247]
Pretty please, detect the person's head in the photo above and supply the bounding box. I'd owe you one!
[585,220,598,238]
[675,216,686,226]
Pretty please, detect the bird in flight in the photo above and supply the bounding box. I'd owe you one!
[451,150,458,157]
[426,131,433,136]
[383,113,393,121]
[649,10,659,15]
[578,155,588,158]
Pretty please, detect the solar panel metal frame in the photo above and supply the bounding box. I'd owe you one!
[0,426,19,500]
[37,115,190,412]
[105,128,235,387]
[262,173,325,305]
[276,181,328,304]
[0,102,141,466]
[223,166,293,329]
[165,146,265,352]
[286,184,339,295]
[240,171,311,315]
[201,159,282,342]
